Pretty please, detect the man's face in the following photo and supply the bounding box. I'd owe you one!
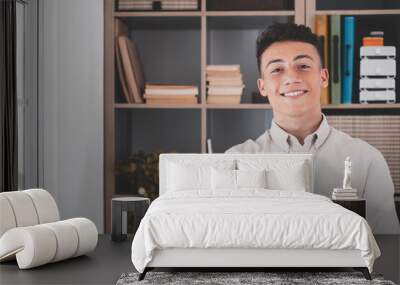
[257,41,329,118]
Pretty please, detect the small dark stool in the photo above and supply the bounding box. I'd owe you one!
[111,197,150,242]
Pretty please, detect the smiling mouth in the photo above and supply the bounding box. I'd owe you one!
[280,90,308,97]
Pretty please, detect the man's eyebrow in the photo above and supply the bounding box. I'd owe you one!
[266,59,284,68]
[265,55,314,68]
[293,54,314,61]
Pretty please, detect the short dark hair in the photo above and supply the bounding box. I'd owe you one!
[256,23,322,73]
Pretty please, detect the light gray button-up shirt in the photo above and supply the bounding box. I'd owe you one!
[225,114,400,234]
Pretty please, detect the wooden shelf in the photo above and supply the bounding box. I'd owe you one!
[114,11,202,17]
[205,11,295,17]
[114,103,202,109]
[206,104,271,109]
[315,9,400,16]
[322,104,400,109]
[114,11,295,18]
[115,103,400,110]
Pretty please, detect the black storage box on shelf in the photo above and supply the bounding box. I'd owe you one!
[206,0,294,11]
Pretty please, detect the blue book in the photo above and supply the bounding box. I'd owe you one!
[342,16,355,104]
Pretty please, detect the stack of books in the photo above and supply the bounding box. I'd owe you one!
[118,0,154,11]
[161,0,198,10]
[144,84,198,104]
[206,65,244,104]
[332,188,359,200]
[117,0,198,11]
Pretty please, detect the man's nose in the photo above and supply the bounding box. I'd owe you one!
[283,68,302,86]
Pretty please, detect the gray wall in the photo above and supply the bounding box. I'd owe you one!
[39,0,104,232]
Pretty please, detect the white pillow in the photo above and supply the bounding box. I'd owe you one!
[269,161,307,191]
[237,169,267,188]
[237,159,309,192]
[211,168,267,190]
[167,160,235,191]
[211,168,236,190]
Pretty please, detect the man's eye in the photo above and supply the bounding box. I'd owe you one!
[299,64,310,70]
[271,68,282,74]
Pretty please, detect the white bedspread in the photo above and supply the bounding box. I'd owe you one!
[131,189,380,273]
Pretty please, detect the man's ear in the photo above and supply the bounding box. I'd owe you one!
[257,78,268,97]
[320,68,329,88]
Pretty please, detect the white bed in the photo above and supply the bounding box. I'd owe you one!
[131,154,380,280]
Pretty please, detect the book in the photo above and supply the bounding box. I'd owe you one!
[118,36,145,103]
[315,15,330,105]
[206,70,242,77]
[145,87,198,96]
[162,5,198,10]
[342,16,355,104]
[332,191,358,195]
[116,44,133,103]
[126,37,146,103]
[115,20,133,104]
[207,79,243,86]
[145,83,198,90]
[207,86,244,96]
[332,186,358,200]
[207,95,241,104]
[333,189,358,194]
[146,97,198,104]
[118,0,153,10]
[143,94,197,99]
[206,65,240,72]
[207,74,243,81]
[330,15,341,105]
[332,195,359,200]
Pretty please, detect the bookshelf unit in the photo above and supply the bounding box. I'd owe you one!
[104,0,400,232]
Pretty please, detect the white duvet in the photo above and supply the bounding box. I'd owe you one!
[131,189,380,273]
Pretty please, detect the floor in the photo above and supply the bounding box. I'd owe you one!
[1,235,399,285]
[0,235,133,285]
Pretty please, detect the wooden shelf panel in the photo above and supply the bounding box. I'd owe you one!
[115,103,400,110]
[322,104,400,109]
[114,10,295,18]
[206,104,272,109]
[205,11,295,17]
[114,11,202,17]
[315,9,400,15]
[114,103,202,109]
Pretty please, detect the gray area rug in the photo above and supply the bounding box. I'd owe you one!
[116,271,396,285]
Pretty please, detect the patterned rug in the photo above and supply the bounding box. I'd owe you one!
[116,271,396,285]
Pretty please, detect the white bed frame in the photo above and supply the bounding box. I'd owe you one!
[139,154,371,280]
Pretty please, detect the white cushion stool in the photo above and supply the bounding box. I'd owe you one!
[0,189,98,269]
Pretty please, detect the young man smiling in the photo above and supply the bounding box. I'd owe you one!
[225,23,400,234]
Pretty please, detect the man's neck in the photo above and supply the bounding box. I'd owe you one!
[273,110,323,145]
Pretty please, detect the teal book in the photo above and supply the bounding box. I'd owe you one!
[342,16,355,104]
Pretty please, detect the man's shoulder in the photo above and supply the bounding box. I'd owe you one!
[329,127,383,159]
[225,131,270,154]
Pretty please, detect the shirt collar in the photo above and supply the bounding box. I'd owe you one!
[313,114,331,149]
[269,114,331,151]
[270,120,291,152]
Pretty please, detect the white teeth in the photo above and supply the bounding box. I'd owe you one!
[283,90,305,97]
